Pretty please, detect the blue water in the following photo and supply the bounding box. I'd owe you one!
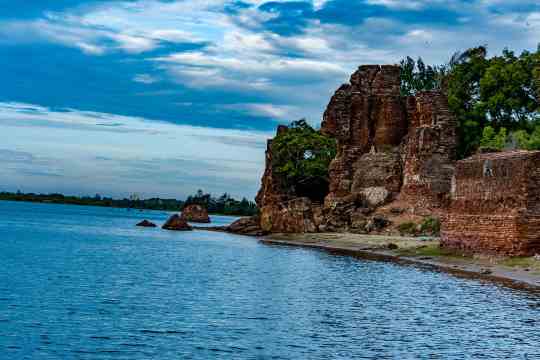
[1,201,540,359]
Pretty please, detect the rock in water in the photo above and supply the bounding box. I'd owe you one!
[162,214,193,231]
[136,220,157,228]
[227,216,266,236]
[181,204,211,223]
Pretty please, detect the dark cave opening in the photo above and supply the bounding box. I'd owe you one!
[295,178,330,203]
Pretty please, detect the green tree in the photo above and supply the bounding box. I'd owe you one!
[514,124,540,150]
[446,46,491,158]
[479,126,507,151]
[445,46,540,157]
[479,49,539,128]
[400,57,445,96]
[272,119,337,192]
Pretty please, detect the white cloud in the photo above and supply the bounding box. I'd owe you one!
[133,74,159,84]
[0,102,271,198]
[221,103,303,120]
[365,0,426,10]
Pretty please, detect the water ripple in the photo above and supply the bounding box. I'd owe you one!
[1,201,540,359]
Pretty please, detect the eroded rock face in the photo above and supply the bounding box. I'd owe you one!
[259,197,322,233]
[256,64,457,233]
[255,126,320,233]
[181,204,211,223]
[400,92,457,211]
[162,214,193,231]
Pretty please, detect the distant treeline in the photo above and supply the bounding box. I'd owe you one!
[0,190,258,216]
[184,190,258,216]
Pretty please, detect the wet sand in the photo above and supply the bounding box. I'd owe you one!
[261,233,540,291]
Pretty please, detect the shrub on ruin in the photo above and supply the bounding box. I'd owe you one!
[272,119,337,193]
[420,217,441,236]
[514,124,540,150]
[398,222,418,236]
[479,126,507,151]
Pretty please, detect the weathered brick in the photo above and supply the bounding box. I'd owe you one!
[441,151,540,256]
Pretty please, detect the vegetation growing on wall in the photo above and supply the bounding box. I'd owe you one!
[479,126,508,151]
[271,119,337,201]
[514,125,540,150]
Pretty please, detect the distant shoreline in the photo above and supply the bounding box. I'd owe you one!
[0,193,250,217]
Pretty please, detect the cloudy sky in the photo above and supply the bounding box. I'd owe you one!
[1,0,539,199]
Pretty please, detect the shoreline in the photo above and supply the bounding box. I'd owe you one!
[259,233,540,291]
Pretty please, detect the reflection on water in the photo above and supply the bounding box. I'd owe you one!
[1,201,539,359]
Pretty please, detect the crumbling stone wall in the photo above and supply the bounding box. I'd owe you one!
[256,64,457,233]
[441,151,540,256]
[320,65,456,231]
[400,91,457,211]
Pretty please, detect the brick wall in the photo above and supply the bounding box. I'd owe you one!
[441,151,540,256]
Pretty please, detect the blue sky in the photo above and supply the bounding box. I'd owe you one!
[1,0,539,199]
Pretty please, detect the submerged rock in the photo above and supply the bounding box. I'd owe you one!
[136,220,157,228]
[181,204,211,223]
[162,214,193,231]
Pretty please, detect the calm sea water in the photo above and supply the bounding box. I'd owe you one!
[1,201,540,359]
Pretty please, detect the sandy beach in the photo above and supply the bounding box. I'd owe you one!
[262,233,540,291]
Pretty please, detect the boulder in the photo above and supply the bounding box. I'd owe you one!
[162,214,193,231]
[365,215,391,233]
[360,187,391,208]
[349,210,368,233]
[181,204,211,223]
[136,220,157,228]
[227,216,267,236]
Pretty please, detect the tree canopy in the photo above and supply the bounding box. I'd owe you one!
[399,56,446,96]
[271,119,337,195]
[400,46,540,157]
[184,190,258,216]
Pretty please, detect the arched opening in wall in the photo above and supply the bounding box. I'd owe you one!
[295,178,330,204]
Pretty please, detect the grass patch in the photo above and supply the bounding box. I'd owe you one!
[396,243,464,258]
[500,257,540,273]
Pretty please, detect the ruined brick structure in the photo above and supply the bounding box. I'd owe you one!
[441,151,540,256]
[320,65,457,231]
[256,64,457,233]
[400,92,457,210]
[255,126,324,233]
